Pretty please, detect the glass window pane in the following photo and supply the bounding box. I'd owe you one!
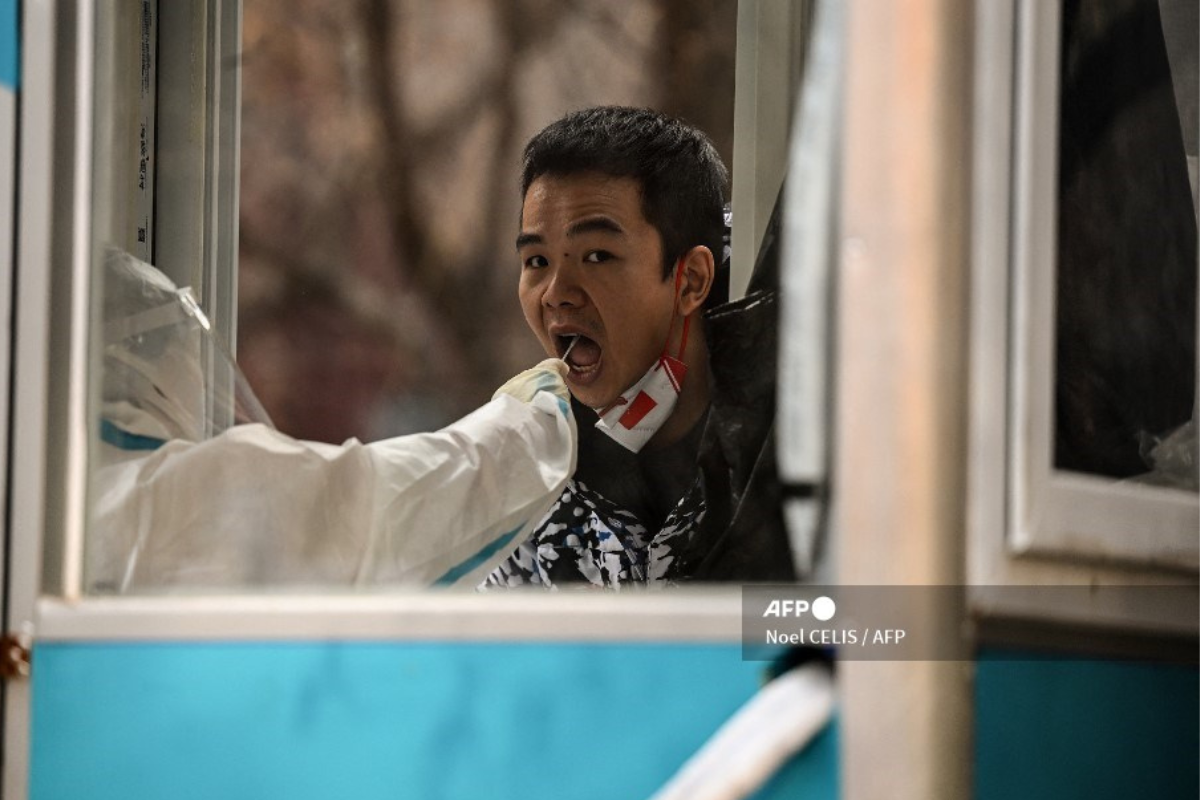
[87,0,797,595]
[1054,0,1198,491]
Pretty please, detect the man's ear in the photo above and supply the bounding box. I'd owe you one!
[677,246,715,316]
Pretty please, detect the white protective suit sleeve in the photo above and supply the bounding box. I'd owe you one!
[90,381,576,593]
[91,248,577,593]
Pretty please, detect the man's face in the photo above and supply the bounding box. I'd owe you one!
[517,172,676,410]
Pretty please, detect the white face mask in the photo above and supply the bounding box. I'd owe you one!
[594,353,688,452]
[594,260,692,453]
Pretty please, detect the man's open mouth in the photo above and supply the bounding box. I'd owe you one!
[557,333,602,378]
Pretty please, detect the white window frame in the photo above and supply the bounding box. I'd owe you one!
[968,0,1199,633]
[3,5,751,797]
[730,0,812,300]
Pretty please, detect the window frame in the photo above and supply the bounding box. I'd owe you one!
[967,0,1199,633]
[4,4,761,792]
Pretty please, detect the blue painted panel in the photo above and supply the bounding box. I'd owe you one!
[0,0,15,90]
[752,717,840,800]
[32,641,838,800]
[976,651,1199,800]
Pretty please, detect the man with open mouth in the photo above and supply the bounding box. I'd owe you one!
[485,106,795,589]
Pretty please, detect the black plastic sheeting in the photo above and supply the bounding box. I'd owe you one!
[674,197,801,583]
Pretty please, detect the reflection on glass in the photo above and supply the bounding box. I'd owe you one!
[1055,0,1198,490]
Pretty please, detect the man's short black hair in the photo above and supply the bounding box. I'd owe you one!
[520,106,729,284]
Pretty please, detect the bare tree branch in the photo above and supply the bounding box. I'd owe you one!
[356,0,581,380]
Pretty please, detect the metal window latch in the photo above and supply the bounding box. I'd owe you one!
[1,633,32,681]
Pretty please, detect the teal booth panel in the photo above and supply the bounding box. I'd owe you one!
[0,0,14,90]
[752,717,839,799]
[975,651,1199,800]
[32,641,838,800]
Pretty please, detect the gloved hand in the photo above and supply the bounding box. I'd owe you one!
[492,358,570,405]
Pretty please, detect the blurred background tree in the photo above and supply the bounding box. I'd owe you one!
[236,0,737,443]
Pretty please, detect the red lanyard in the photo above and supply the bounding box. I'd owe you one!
[663,256,692,361]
